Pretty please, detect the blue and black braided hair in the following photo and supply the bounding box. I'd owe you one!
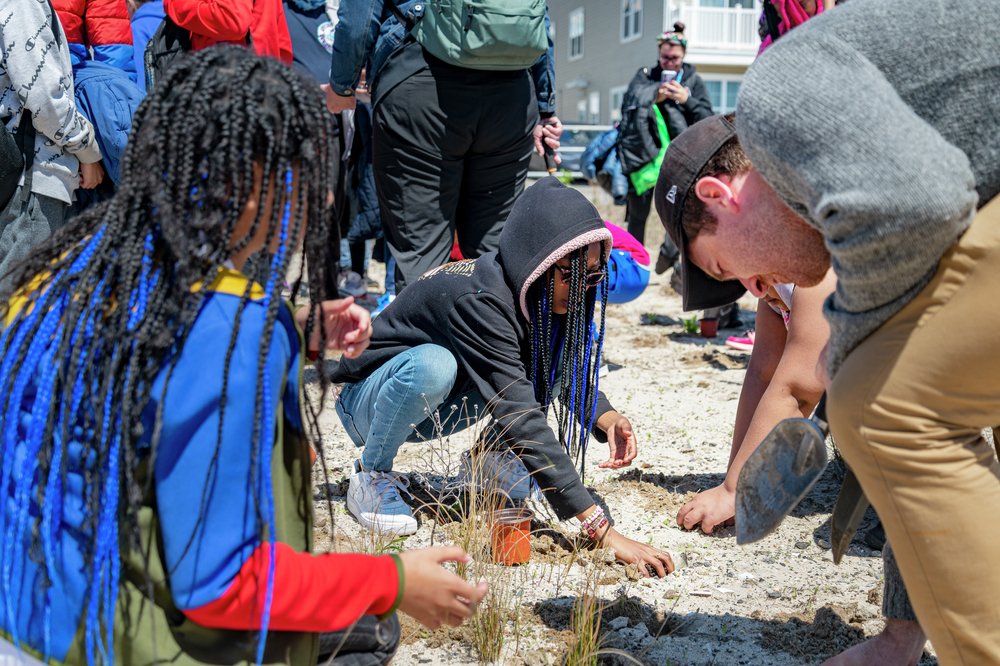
[0,47,336,664]
[526,245,609,472]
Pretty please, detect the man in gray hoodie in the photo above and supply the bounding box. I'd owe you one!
[0,0,103,290]
[654,0,1000,662]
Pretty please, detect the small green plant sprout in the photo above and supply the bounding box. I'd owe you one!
[682,316,699,335]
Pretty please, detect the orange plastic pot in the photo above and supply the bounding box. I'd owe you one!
[490,507,534,565]
[699,318,718,338]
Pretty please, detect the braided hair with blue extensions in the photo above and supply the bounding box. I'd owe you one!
[0,47,336,664]
[526,245,609,473]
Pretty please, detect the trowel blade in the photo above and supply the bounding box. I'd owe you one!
[735,418,829,545]
[830,469,869,565]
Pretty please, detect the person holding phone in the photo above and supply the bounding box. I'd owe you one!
[616,22,713,261]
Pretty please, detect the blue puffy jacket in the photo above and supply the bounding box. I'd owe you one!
[72,60,142,186]
[580,128,628,205]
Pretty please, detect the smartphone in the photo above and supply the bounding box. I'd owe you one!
[660,70,677,84]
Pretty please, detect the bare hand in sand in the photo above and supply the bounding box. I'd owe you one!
[602,528,674,577]
[676,483,736,534]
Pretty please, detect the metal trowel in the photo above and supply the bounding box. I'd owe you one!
[735,394,830,545]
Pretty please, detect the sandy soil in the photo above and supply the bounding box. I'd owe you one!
[308,184,938,665]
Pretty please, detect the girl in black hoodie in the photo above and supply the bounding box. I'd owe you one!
[332,178,674,576]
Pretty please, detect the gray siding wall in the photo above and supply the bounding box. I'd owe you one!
[548,0,667,125]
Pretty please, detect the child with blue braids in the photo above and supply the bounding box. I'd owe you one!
[0,46,486,666]
[332,178,676,578]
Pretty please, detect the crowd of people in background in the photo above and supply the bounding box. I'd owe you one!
[0,0,996,665]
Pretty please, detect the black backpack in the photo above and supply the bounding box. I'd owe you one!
[143,16,191,91]
[144,17,252,91]
[0,112,35,213]
[616,69,661,176]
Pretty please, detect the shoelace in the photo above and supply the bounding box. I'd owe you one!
[369,471,412,505]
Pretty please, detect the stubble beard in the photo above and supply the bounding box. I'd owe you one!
[787,224,831,287]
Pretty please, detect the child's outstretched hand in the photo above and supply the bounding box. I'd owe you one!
[599,415,637,468]
[398,547,489,630]
[296,297,373,359]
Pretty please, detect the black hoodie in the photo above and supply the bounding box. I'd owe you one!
[332,178,615,519]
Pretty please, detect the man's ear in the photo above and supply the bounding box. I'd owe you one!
[693,176,734,214]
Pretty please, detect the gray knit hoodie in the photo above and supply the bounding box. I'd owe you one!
[0,0,101,205]
[735,0,999,375]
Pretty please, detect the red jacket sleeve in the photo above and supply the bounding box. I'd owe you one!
[83,0,133,45]
[182,543,402,632]
[164,0,254,43]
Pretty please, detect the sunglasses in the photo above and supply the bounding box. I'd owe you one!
[554,264,607,288]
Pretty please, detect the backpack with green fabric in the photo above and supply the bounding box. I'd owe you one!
[628,104,670,196]
[399,0,548,71]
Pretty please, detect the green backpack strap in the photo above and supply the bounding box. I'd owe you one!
[628,104,670,196]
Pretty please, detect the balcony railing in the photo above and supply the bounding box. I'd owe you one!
[677,5,760,52]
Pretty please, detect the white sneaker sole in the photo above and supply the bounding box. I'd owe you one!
[346,493,418,536]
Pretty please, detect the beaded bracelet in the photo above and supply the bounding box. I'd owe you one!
[583,514,609,542]
[580,507,609,541]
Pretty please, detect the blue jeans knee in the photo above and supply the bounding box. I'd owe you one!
[335,344,459,471]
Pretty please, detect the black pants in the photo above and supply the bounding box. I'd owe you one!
[318,614,400,665]
[373,63,537,292]
[625,189,654,246]
[625,188,679,263]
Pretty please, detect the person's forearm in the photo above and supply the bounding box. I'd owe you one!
[182,545,401,632]
[4,2,101,163]
[529,12,556,115]
[595,409,619,435]
[329,1,384,92]
[723,385,811,492]
[728,304,784,470]
[728,366,769,471]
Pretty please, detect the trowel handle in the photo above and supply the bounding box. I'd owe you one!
[544,143,557,173]
[813,393,829,437]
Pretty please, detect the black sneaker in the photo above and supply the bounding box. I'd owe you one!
[717,302,742,329]
[669,260,684,294]
[655,242,679,275]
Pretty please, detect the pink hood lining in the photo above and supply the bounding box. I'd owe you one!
[518,228,613,320]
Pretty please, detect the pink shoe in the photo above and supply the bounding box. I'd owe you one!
[725,330,755,352]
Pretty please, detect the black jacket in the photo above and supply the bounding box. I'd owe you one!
[618,61,715,175]
[332,178,615,519]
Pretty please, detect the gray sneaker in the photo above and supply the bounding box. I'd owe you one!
[346,460,418,535]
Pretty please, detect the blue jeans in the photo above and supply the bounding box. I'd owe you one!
[336,344,486,471]
[384,254,396,296]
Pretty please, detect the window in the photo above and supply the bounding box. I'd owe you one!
[701,76,742,113]
[609,85,628,123]
[698,0,756,7]
[621,0,642,42]
[576,99,588,123]
[568,8,584,60]
[588,91,601,124]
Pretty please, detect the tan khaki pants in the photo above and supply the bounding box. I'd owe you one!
[828,195,1000,664]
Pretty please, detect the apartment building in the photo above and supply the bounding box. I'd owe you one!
[547,0,761,125]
